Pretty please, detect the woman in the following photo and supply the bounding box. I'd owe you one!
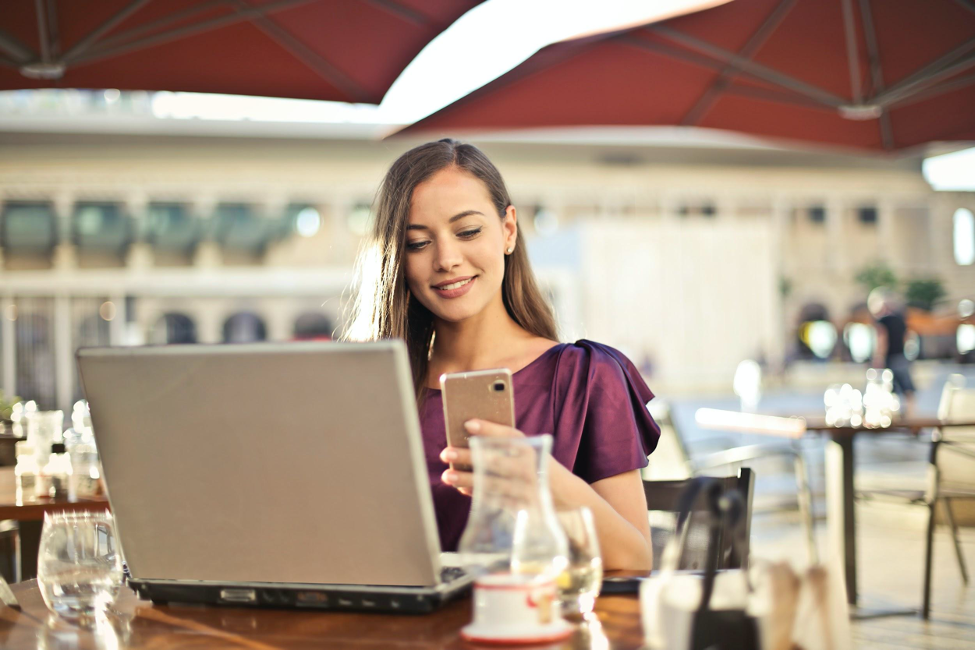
[345,139,659,571]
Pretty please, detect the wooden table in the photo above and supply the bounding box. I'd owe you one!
[0,467,110,581]
[802,416,956,613]
[0,580,646,649]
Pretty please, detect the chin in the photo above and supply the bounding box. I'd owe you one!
[419,296,482,324]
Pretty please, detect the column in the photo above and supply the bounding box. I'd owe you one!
[1,295,15,396]
[825,198,846,277]
[769,196,792,371]
[194,301,223,345]
[714,193,737,221]
[124,191,153,270]
[51,191,76,271]
[53,294,73,413]
[108,293,127,346]
[876,198,896,268]
[926,196,950,274]
[191,195,222,268]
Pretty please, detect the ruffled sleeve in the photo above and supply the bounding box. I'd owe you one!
[549,340,660,484]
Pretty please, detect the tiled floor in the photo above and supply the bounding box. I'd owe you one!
[751,502,975,650]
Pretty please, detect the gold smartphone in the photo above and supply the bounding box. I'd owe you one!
[440,368,515,472]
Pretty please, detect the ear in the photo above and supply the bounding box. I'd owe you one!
[502,205,518,252]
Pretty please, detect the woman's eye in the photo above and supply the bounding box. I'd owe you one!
[406,241,429,251]
[459,228,482,239]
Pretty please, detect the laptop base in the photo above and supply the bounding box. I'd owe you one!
[131,579,472,615]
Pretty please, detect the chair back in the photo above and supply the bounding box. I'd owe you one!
[935,374,975,496]
[643,468,755,571]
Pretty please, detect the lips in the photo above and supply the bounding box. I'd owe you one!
[432,275,477,299]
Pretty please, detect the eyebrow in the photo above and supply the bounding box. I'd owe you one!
[407,210,485,231]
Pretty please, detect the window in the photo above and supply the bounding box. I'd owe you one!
[151,313,197,344]
[1,202,57,253]
[293,312,334,341]
[223,312,267,343]
[953,208,975,265]
[286,204,321,238]
[73,202,131,252]
[14,298,57,409]
[147,203,199,253]
[857,207,877,224]
[807,206,825,224]
[214,203,278,253]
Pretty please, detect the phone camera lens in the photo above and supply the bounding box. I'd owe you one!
[492,381,506,392]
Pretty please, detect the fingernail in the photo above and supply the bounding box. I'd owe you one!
[442,449,457,462]
[443,471,458,484]
[464,420,481,433]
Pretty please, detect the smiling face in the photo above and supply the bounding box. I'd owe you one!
[404,166,517,324]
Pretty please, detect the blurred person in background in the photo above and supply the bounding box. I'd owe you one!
[869,287,916,416]
[344,139,659,571]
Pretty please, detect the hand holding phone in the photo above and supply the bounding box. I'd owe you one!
[440,369,515,473]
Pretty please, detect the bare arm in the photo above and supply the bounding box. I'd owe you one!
[551,467,653,572]
[441,419,653,572]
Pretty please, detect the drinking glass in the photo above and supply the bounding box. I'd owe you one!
[37,511,123,622]
[555,506,603,615]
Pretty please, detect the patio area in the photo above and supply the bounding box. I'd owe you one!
[752,503,974,650]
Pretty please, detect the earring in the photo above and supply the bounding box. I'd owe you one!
[505,247,513,254]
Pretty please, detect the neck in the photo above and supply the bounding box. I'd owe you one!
[431,292,527,372]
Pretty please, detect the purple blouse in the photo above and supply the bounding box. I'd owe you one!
[419,339,661,551]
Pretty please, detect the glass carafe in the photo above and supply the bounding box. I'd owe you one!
[458,435,569,581]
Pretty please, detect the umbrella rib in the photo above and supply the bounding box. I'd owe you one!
[360,0,430,27]
[875,54,975,107]
[45,0,60,58]
[869,38,974,105]
[0,28,34,64]
[34,0,51,63]
[82,0,229,55]
[857,0,892,149]
[885,74,974,110]
[840,0,862,104]
[62,0,155,62]
[231,0,372,103]
[647,25,846,107]
[723,84,831,111]
[619,35,731,74]
[68,0,317,67]
[680,0,798,126]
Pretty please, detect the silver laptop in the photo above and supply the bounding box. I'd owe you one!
[77,341,472,613]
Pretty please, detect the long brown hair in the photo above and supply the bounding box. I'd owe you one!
[342,139,558,397]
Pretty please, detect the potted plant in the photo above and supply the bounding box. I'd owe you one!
[0,390,21,436]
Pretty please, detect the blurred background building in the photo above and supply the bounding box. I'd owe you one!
[1,90,973,412]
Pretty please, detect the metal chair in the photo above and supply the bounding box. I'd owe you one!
[643,467,755,572]
[647,402,817,564]
[921,375,974,619]
[854,374,974,619]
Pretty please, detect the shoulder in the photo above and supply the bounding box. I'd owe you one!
[553,339,636,375]
[552,340,652,399]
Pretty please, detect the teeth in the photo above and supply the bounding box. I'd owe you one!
[438,277,473,291]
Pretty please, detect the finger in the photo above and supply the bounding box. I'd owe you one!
[439,447,472,467]
[441,469,474,491]
[464,419,525,438]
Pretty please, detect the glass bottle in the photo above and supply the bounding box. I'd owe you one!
[14,441,38,502]
[38,443,72,500]
[458,434,569,580]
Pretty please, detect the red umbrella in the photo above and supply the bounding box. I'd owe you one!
[0,0,481,104]
[396,0,974,152]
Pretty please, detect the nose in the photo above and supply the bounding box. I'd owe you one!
[434,238,462,272]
